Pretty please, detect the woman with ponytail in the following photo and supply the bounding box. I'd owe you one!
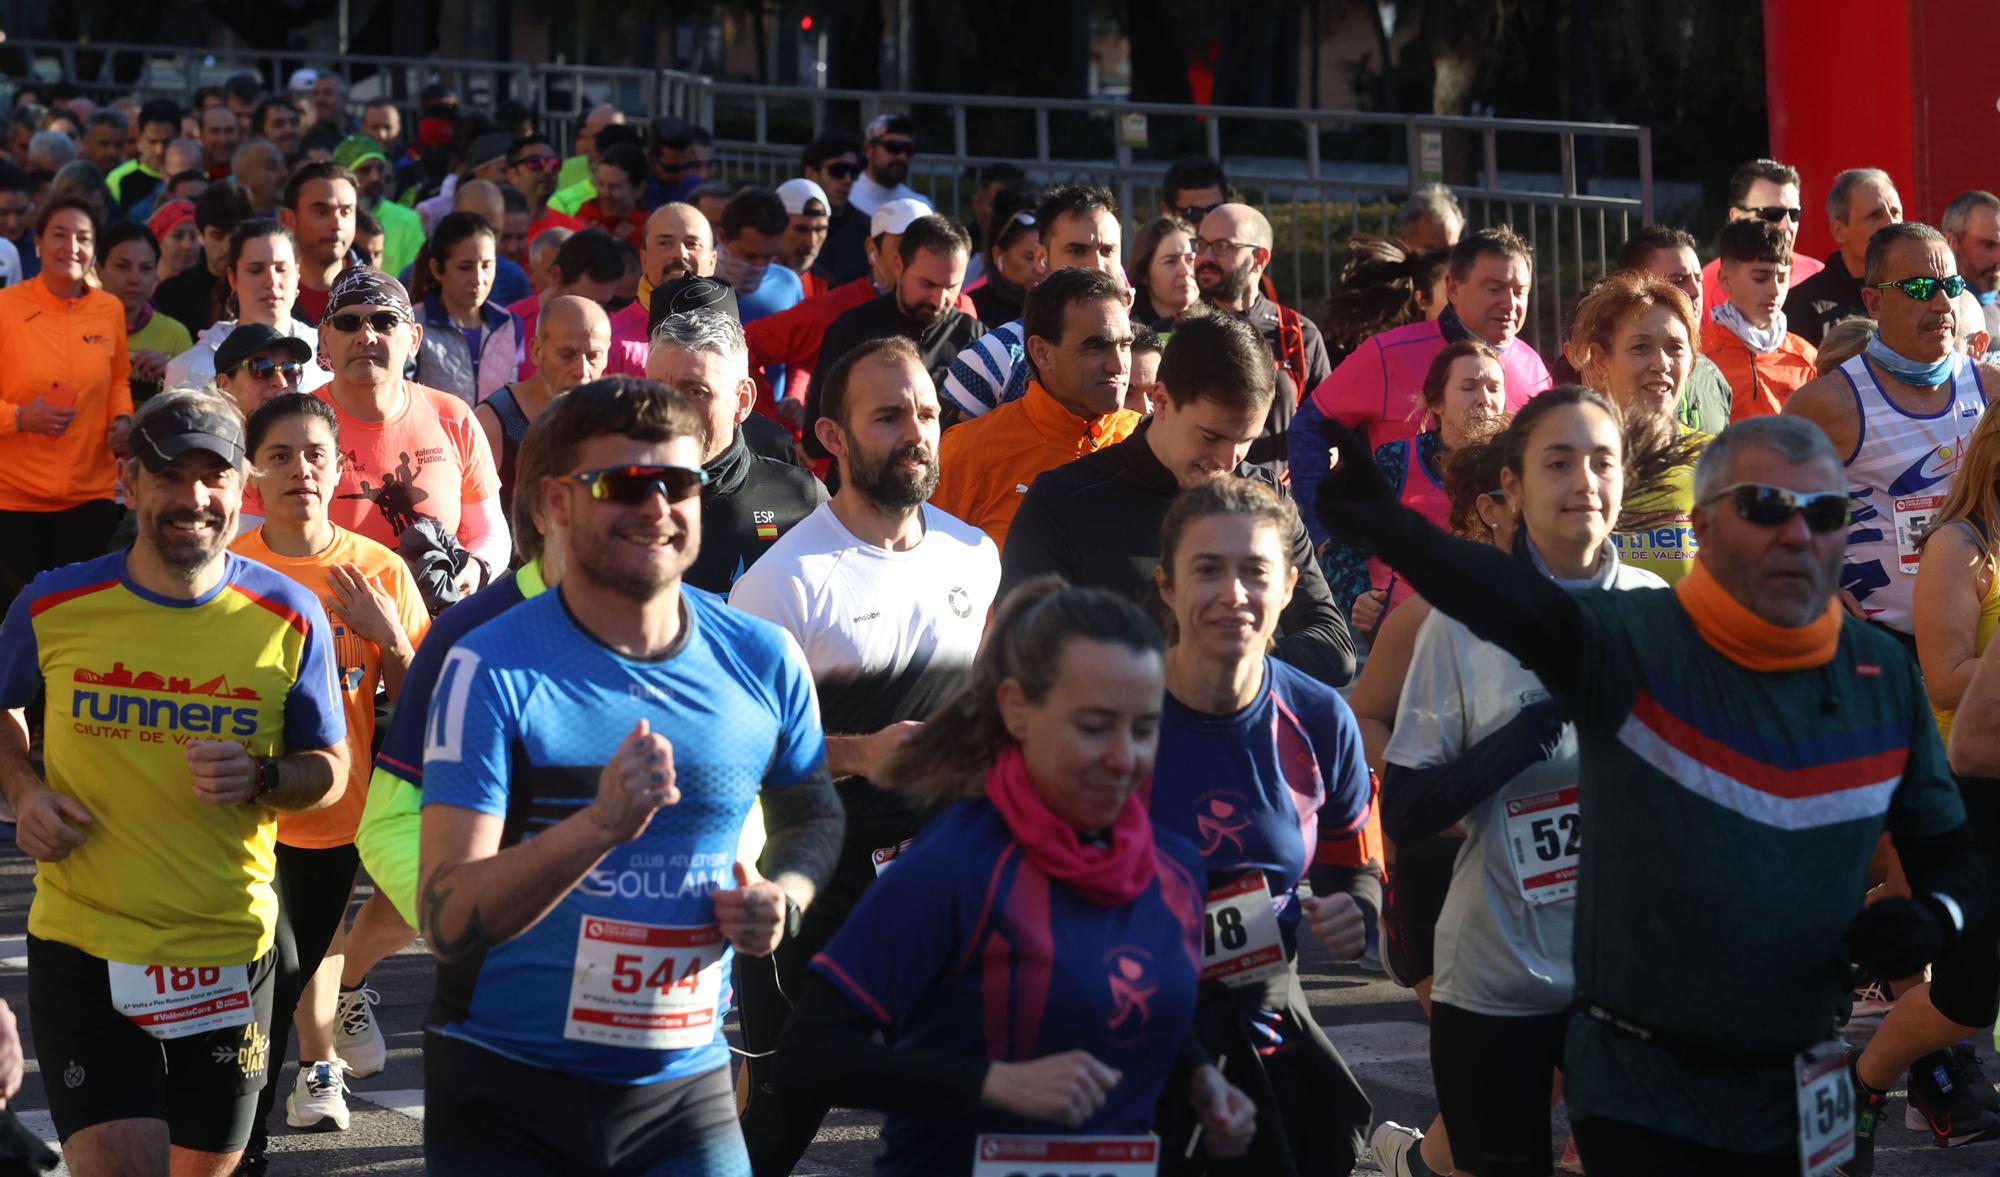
[778,580,1256,1176]
[163,218,328,395]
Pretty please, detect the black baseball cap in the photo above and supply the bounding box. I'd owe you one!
[131,397,247,472]
[213,322,313,378]
[647,275,741,337]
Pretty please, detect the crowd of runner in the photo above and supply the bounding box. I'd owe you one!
[0,64,1994,1177]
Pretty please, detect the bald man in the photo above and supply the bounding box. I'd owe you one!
[474,295,613,516]
[641,201,714,307]
[1195,201,1330,394]
[557,103,624,191]
[231,138,287,214]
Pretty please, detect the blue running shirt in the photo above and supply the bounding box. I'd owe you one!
[422,586,827,1084]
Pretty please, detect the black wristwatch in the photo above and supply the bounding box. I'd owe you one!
[253,757,282,804]
[782,895,804,941]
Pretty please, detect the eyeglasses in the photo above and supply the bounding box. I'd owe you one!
[566,464,708,504]
[232,357,303,381]
[1736,205,1802,224]
[1871,275,1969,302]
[821,161,859,180]
[326,310,407,334]
[871,138,916,157]
[1176,203,1221,225]
[512,154,560,172]
[1194,237,1258,257]
[1702,482,1850,533]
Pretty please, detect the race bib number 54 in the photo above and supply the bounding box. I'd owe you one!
[1796,1040,1855,1177]
[565,917,725,1051]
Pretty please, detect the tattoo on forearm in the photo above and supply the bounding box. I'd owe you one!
[758,770,845,900]
[420,863,496,962]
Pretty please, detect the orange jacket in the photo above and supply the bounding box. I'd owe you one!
[0,279,133,511]
[1701,323,1818,420]
[930,379,1140,551]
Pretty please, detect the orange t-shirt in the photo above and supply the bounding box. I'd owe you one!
[930,379,1140,551]
[0,279,134,511]
[230,524,431,848]
[315,382,501,550]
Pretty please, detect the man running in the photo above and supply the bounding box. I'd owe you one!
[416,376,844,1175]
[729,336,1000,1176]
[0,388,348,1177]
[1316,411,1983,1173]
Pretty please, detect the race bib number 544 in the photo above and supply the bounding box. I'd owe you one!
[565,917,725,1051]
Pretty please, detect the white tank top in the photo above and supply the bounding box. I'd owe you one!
[1837,352,1987,633]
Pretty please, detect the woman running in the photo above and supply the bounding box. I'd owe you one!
[778,581,1256,1176]
[1148,475,1376,1175]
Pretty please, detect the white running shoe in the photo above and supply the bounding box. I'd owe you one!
[333,986,385,1077]
[1370,1120,1425,1177]
[285,1059,351,1131]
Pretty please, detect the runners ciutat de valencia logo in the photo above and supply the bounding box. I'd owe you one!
[70,660,263,741]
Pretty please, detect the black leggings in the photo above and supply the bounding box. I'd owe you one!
[247,842,360,1150]
[0,499,124,613]
[1429,1002,1567,1177]
[1572,1117,1795,1175]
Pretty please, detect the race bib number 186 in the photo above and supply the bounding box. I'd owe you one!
[972,1134,1158,1177]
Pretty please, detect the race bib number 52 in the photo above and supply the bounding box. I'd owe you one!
[1504,786,1580,905]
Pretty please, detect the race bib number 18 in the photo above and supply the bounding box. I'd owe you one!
[107,961,253,1040]
[1504,786,1580,906]
[565,917,725,1051]
[1200,874,1286,987]
[972,1134,1158,1177]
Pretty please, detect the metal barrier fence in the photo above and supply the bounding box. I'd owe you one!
[0,39,1653,355]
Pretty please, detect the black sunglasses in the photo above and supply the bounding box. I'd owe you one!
[1872,275,1969,302]
[326,311,406,334]
[233,357,303,381]
[1736,205,1802,224]
[1176,202,1221,224]
[871,139,916,157]
[822,161,859,180]
[566,464,708,504]
[1704,482,1849,533]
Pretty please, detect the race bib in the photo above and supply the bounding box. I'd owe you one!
[972,1134,1159,1177]
[871,838,914,876]
[1200,874,1285,987]
[107,961,253,1040]
[1796,1040,1855,1177]
[1504,786,1580,905]
[1893,494,1944,573]
[564,917,725,1051]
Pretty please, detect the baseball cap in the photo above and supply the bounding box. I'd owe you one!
[131,397,247,473]
[464,133,512,173]
[777,178,830,217]
[214,323,313,378]
[865,114,916,142]
[870,198,931,238]
[647,275,741,337]
[333,134,390,172]
[288,68,320,92]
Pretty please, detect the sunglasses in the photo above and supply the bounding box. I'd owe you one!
[871,139,916,157]
[566,464,708,504]
[821,161,859,180]
[512,154,560,172]
[1736,205,1802,224]
[1176,202,1221,224]
[326,311,407,334]
[233,357,303,381]
[1703,482,1850,533]
[1872,274,1969,302]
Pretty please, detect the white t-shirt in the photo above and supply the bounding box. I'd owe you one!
[0,238,19,288]
[164,316,330,395]
[1384,559,1663,1017]
[846,173,929,217]
[728,501,997,738]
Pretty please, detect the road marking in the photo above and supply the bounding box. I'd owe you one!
[355,1087,425,1122]
[0,934,24,972]
[16,1109,58,1153]
[1323,1020,1430,1065]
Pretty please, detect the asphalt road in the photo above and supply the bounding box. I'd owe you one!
[0,844,1991,1175]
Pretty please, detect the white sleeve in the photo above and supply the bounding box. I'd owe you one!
[456,495,512,580]
[1381,611,1469,771]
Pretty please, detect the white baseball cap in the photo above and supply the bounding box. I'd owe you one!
[777,178,831,217]
[287,68,320,92]
[870,197,932,237]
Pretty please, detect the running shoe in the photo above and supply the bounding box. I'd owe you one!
[1369,1120,1425,1177]
[1949,1043,2000,1116]
[1557,1131,1585,1173]
[334,985,385,1077]
[1905,1048,2000,1146]
[285,1059,352,1132]
[1847,973,1895,1020]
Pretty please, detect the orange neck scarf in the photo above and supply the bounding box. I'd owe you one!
[1673,558,1843,671]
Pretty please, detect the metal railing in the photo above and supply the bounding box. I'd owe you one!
[0,39,1654,355]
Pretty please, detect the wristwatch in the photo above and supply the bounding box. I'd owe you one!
[782,895,804,942]
[253,757,282,803]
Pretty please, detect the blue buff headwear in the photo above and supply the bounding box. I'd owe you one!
[1864,330,1957,387]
